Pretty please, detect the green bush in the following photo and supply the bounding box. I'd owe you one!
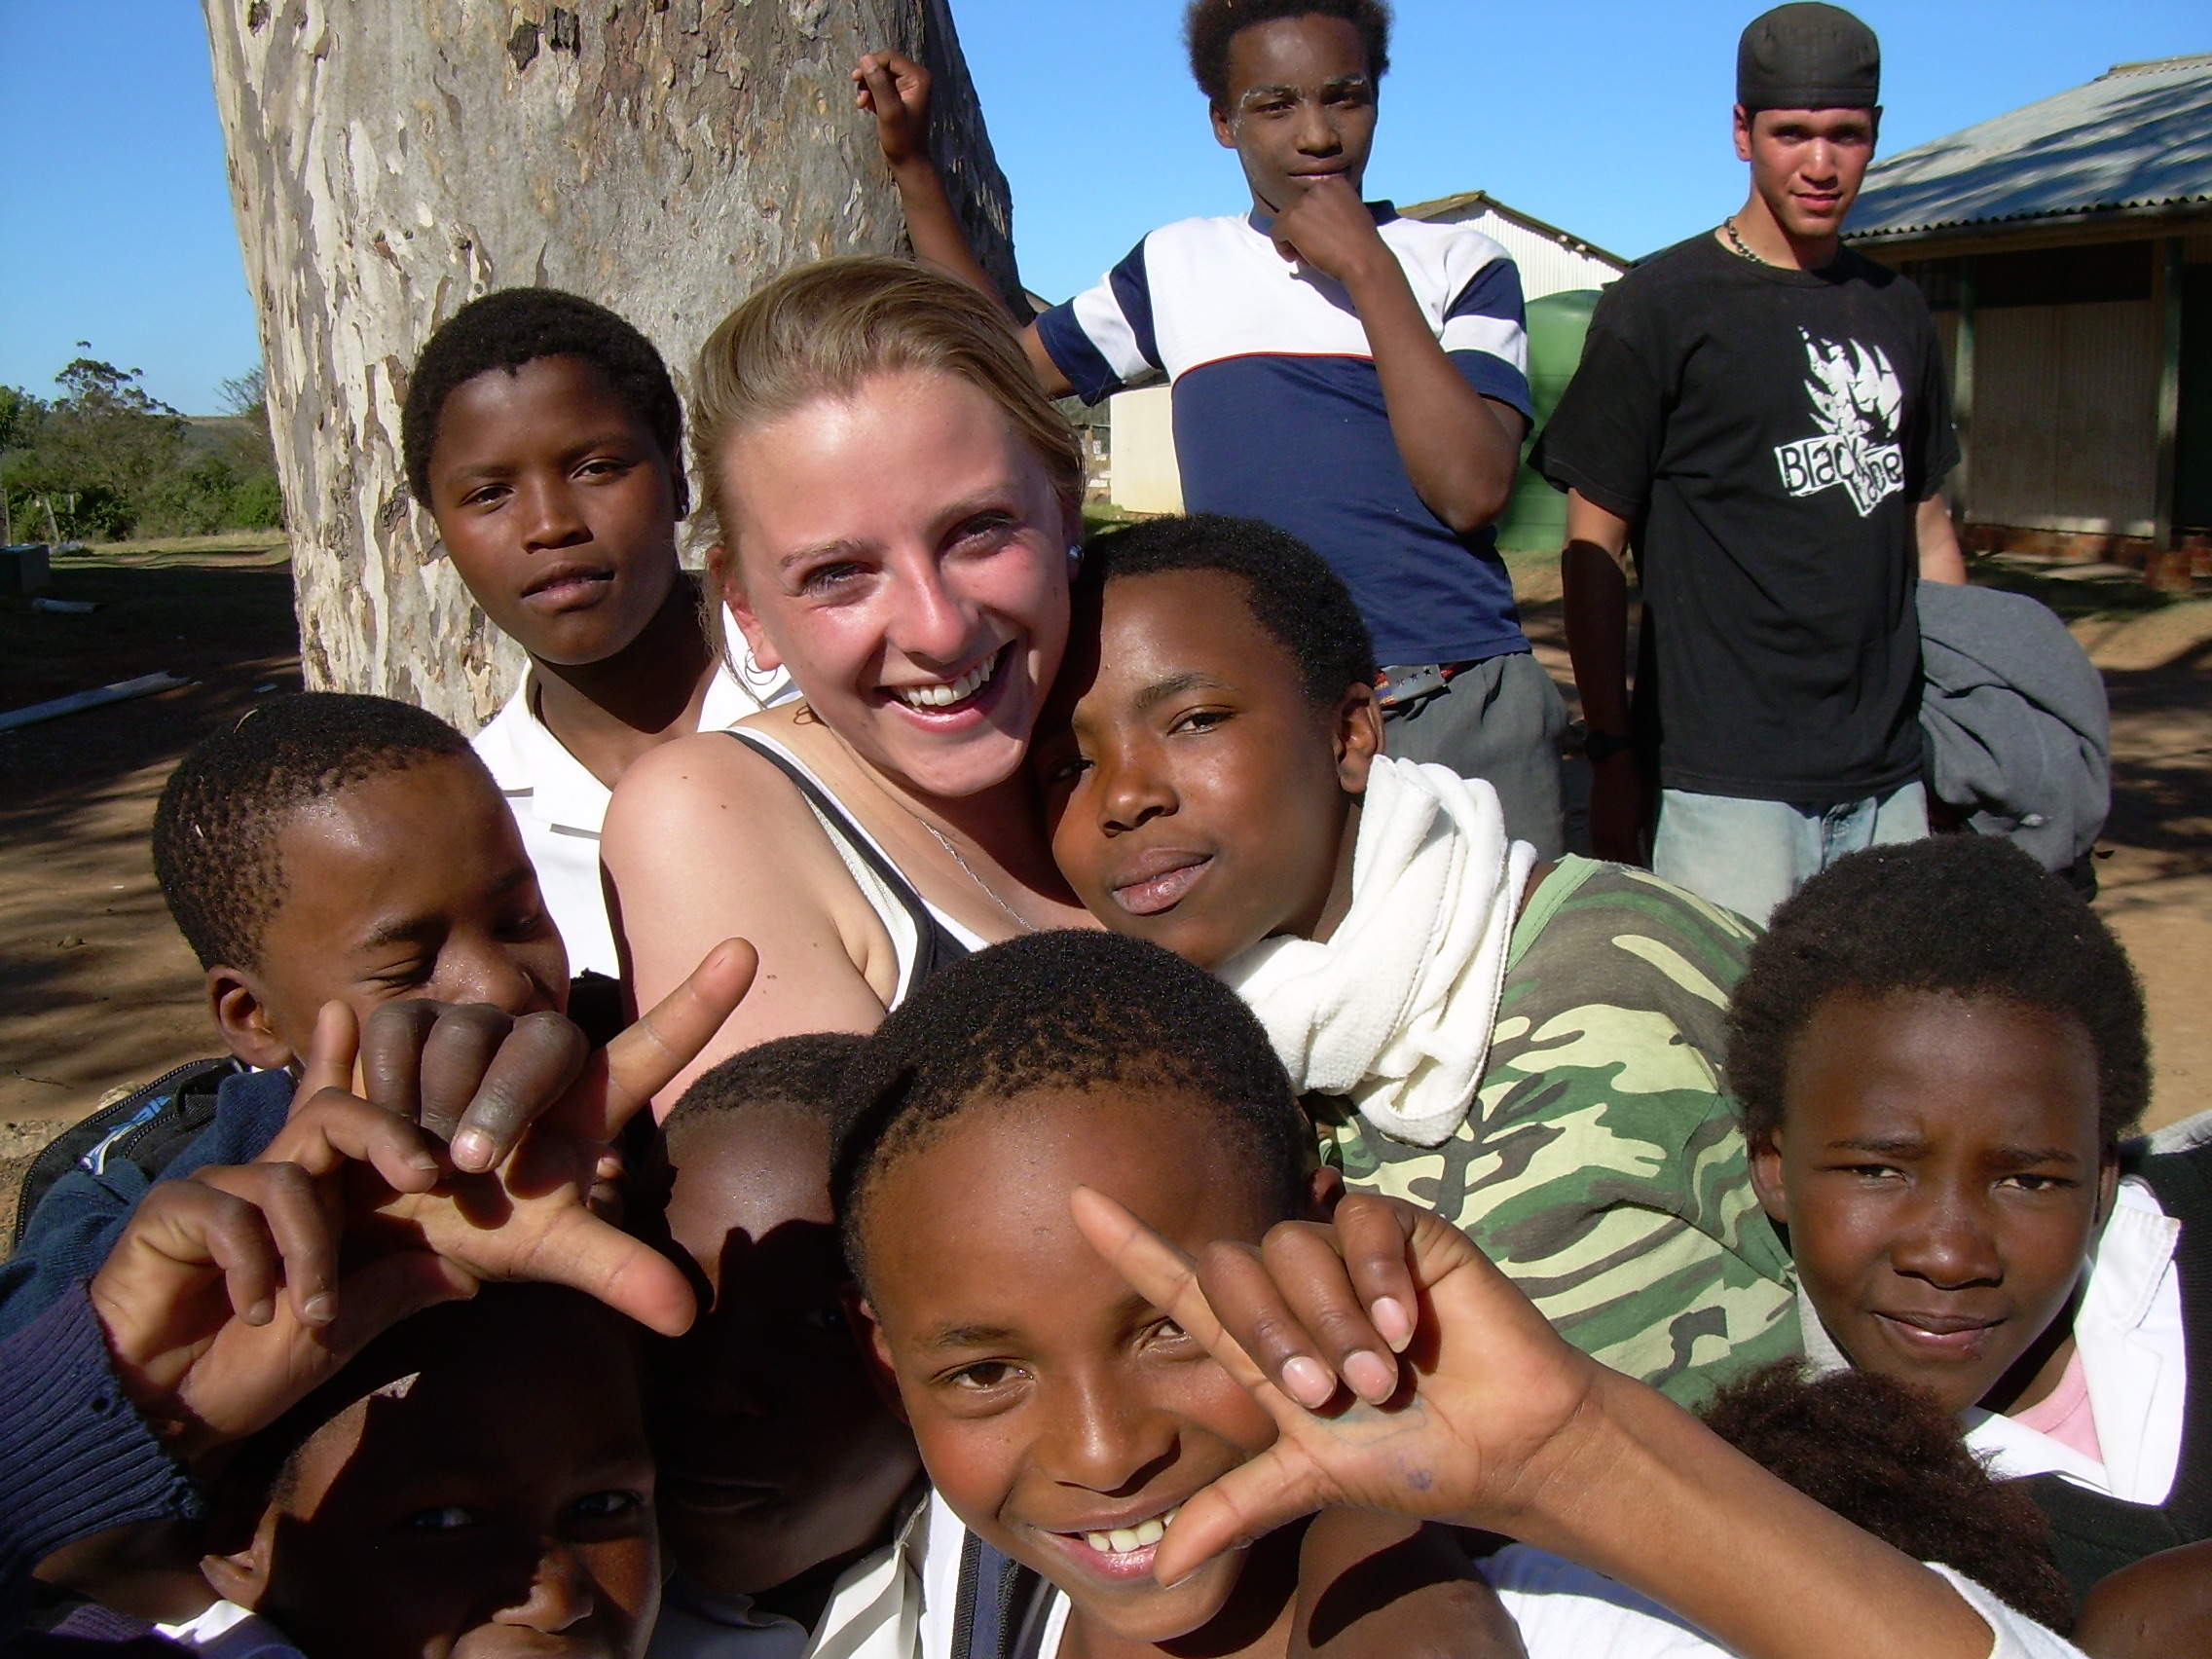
[0,355,284,542]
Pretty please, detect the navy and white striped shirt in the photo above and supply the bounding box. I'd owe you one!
[1037,205,1534,665]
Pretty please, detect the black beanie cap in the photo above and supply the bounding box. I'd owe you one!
[1737,3,1880,114]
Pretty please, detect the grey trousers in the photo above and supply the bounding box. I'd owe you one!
[1381,651,1568,859]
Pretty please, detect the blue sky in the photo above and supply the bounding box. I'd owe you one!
[1,1,2203,414]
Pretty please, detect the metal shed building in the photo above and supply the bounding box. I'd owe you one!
[1845,54,2212,587]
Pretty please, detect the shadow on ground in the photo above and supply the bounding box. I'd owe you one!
[1,548,302,1154]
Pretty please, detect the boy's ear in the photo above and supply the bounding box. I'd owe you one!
[1331,683,1384,796]
[1209,102,1237,151]
[208,967,296,1073]
[709,544,784,673]
[1305,1163,1346,1222]
[846,1292,911,1424]
[1748,1131,1789,1225]
[200,1513,277,1613]
[1732,103,1756,164]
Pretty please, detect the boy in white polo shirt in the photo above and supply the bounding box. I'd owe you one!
[855,0,1567,857]
[402,289,790,1003]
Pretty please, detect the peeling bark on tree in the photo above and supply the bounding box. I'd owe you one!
[203,0,1016,727]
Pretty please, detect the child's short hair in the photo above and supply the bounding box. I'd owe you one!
[832,931,1309,1284]
[1080,514,1377,707]
[1726,835,2150,1154]
[153,692,477,972]
[663,1032,866,1138]
[1184,0,1393,109]
[401,286,688,515]
[1701,1362,2075,1633]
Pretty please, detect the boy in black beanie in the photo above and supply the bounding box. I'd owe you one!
[1536,3,1968,924]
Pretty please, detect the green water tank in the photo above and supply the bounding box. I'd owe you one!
[1493,288,1603,552]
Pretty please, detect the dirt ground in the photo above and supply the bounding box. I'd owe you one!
[0,537,301,1231]
[1,540,2205,1240]
[1514,549,2210,1139]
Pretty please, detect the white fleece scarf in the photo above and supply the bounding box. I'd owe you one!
[1218,756,1536,1147]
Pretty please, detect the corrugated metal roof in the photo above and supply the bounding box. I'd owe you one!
[1399,190,1631,269]
[1846,54,2212,240]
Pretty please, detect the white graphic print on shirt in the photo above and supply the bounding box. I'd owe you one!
[1773,329,1905,517]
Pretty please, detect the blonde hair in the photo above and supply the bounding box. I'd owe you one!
[692,257,1082,547]
[690,258,1084,680]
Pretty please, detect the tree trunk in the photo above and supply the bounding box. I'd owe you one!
[203,0,1017,727]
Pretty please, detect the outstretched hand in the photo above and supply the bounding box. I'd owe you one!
[268,940,758,1337]
[853,51,933,167]
[1069,1189,1602,1588]
[91,1150,473,1463]
[1076,1191,2022,1659]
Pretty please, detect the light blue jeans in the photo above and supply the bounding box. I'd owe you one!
[1652,782,1929,925]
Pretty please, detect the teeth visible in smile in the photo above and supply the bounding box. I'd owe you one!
[1084,1505,1179,1556]
[895,655,995,709]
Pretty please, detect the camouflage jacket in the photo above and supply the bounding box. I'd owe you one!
[1312,856,1799,1406]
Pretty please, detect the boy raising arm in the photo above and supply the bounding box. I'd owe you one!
[855,2,1567,858]
[855,44,1522,534]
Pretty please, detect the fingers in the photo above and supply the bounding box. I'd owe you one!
[102,1166,331,1333]
[356,999,441,1124]
[1256,1224,1400,1406]
[1071,1187,1412,1411]
[263,1089,444,1193]
[1190,1226,1395,1410]
[414,1004,517,1142]
[141,1178,285,1326]
[1331,1195,1421,1353]
[562,939,756,1141]
[356,1002,595,1174]
[1069,1187,1265,1396]
[443,1011,591,1174]
[1153,1452,1329,1591]
[294,1000,361,1103]
[503,1209,698,1338]
[165,1248,480,1456]
[198,1164,339,1325]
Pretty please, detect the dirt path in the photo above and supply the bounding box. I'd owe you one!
[1,539,301,1235]
[0,544,2204,1243]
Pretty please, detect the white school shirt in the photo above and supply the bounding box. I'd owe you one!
[1010,1548,2082,1659]
[650,1489,964,1659]
[1963,1175,2188,1504]
[472,640,789,980]
[154,1602,306,1659]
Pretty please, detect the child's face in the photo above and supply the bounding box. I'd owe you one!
[1037,569,1377,970]
[717,368,1076,803]
[1210,15,1379,215]
[211,1303,659,1659]
[426,355,683,670]
[215,754,568,1069]
[650,1104,920,1597]
[858,1085,1299,1647]
[1752,990,2118,1415]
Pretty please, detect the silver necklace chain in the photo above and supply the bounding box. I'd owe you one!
[1722,216,1775,267]
[917,819,1038,935]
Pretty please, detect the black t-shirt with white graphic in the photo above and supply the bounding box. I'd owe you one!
[1533,232,1959,803]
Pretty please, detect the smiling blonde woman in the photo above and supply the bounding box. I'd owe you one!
[603,260,1099,1110]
